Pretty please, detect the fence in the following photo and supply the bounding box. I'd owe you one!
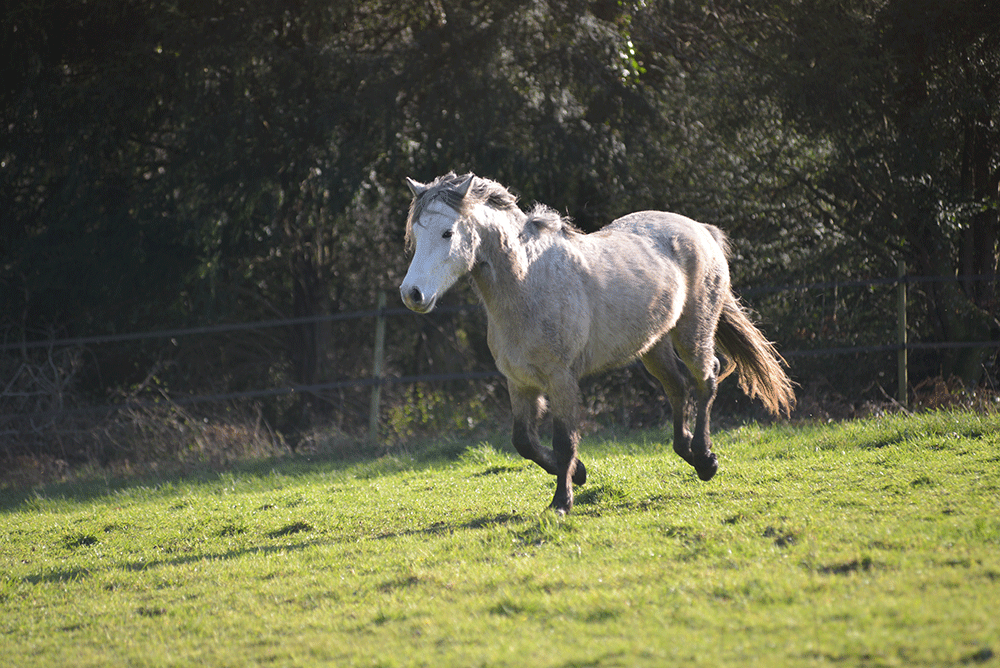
[2,272,998,443]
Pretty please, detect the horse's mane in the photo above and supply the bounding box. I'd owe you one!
[524,203,580,239]
[443,172,520,210]
[406,172,580,249]
[406,173,517,247]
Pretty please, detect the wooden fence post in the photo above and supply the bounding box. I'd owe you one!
[897,261,908,408]
[368,291,387,445]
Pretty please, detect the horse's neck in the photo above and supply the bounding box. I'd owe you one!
[470,208,529,317]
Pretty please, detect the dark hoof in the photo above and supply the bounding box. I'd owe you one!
[549,488,573,515]
[548,502,571,516]
[694,453,719,481]
[572,458,587,485]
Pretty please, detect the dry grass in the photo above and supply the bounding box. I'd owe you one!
[3,346,995,493]
[0,398,288,489]
[912,375,1000,412]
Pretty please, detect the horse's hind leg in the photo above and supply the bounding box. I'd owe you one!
[640,341,695,466]
[671,328,720,482]
[509,385,587,487]
[688,358,720,481]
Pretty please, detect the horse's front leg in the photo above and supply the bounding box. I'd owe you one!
[509,385,586,488]
[547,374,583,515]
[550,417,581,514]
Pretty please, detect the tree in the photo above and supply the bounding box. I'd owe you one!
[6,0,996,451]
[2,0,674,425]
[747,0,1000,383]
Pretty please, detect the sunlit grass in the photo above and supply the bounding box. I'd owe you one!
[2,410,998,666]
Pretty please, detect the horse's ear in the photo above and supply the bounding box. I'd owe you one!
[455,174,474,198]
[405,177,428,197]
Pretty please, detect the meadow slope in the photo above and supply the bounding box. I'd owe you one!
[2,410,999,667]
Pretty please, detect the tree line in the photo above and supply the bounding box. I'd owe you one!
[2,0,998,454]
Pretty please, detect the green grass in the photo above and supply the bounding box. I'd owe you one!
[2,410,999,667]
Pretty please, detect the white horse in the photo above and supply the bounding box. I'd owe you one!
[400,172,795,514]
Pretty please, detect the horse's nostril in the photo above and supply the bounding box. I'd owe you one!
[409,286,423,304]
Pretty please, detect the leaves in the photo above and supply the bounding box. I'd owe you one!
[2,0,998,431]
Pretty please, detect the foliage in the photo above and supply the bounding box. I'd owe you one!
[740,0,1000,381]
[385,385,494,444]
[2,0,998,445]
[2,412,999,666]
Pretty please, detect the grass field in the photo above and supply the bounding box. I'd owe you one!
[2,410,999,667]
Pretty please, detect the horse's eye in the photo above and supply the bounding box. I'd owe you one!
[442,229,453,239]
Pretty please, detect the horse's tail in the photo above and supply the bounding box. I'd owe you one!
[715,297,796,417]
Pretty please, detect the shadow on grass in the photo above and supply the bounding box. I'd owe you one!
[22,510,533,587]
[0,425,679,515]
[0,455,302,513]
[21,539,321,585]
[371,512,522,542]
[0,439,478,513]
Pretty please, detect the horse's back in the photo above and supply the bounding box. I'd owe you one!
[603,211,729,265]
[500,209,731,382]
[534,211,725,376]
[599,210,732,351]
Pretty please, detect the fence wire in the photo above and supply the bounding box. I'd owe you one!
[2,274,998,428]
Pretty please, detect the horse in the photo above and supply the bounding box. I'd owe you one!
[399,172,795,514]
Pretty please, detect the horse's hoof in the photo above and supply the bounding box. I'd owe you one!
[694,453,719,481]
[549,493,573,515]
[572,458,587,485]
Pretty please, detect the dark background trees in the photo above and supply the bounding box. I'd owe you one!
[2,0,998,460]
[748,0,1000,384]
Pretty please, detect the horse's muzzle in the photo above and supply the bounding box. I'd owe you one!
[400,284,435,313]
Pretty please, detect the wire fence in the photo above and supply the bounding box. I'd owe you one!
[3,273,999,436]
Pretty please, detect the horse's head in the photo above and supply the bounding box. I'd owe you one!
[400,174,481,313]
